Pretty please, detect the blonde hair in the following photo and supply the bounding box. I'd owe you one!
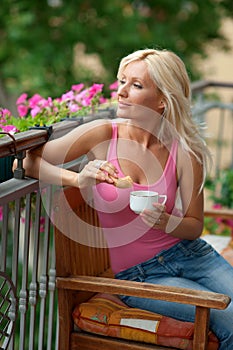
[117,48,212,185]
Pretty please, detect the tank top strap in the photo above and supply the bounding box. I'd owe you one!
[170,139,178,164]
[162,139,178,180]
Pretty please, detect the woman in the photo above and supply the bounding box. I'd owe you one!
[21,48,233,348]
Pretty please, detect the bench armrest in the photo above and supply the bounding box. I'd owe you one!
[56,275,230,310]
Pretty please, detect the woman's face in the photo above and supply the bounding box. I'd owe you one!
[117,60,164,119]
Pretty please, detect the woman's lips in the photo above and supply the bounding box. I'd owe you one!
[118,101,131,108]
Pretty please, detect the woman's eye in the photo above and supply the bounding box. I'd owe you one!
[133,83,142,89]
[118,80,142,89]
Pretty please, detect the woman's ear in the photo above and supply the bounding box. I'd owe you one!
[160,100,165,108]
[159,100,166,111]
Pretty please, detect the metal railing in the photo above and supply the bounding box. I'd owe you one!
[0,81,233,349]
[0,109,114,350]
[191,81,233,176]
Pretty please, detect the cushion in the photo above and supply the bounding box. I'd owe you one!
[73,293,219,349]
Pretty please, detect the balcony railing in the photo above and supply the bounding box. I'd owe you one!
[0,81,233,349]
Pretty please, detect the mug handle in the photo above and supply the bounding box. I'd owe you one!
[159,194,167,205]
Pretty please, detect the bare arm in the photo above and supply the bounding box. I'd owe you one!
[165,152,204,239]
[13,119,118,187]
[18,152,80,187]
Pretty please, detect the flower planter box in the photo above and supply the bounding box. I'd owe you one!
[0,156,14,182]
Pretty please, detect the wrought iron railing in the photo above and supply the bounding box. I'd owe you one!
[0,109,114,350]
[0,81,232,349]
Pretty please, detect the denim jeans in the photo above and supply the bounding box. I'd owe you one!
[115,238,233,349]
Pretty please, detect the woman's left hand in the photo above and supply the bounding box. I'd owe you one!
[140,204,168,230]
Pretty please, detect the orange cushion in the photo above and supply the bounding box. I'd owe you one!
[73,293,219,349]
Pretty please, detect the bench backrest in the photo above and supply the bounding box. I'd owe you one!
[53,186,110,278]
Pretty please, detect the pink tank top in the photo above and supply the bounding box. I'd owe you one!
[92,122,181,274]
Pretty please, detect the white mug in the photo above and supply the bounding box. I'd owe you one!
[130,190,167,214]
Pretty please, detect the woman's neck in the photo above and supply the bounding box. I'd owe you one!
[121,120,161,148]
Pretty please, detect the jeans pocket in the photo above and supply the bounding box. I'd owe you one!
[182,238,214,257]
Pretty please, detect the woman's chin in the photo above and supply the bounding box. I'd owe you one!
[116,108,129,119]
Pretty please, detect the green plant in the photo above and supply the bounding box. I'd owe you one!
[205,168,233,209]
[204,168,233,236]
[0,83,114,136]
[203,216,232,236]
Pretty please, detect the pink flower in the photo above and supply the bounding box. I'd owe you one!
[109,81,118,90]
[72,83,84,92]
[47,97,53,107]
[99,96,107,104]
[31,106,42,117]
[16,93,28,105]
[1,108,12,120]
[110,91,117,99]
[38,98,49,108]
[88,83,104,96]
[53,106,59,113]
[213,203,222,209]
[75,89,88,101]
[40,216,45,233]
[0,206,3,221]
[212,204,223,224]
[0,82,112,138]
[68,102,80,113]
[28,94,44,108]
[17,104,28,117]
[81,96,91,106]
[1,124,19,134]
[226,219,233,229]
[61,91,74,101]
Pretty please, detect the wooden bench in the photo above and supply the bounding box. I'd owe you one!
[53,186,231,350]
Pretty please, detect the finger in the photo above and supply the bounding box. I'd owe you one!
[153,218,162,228]
[100,162,118,177]
[93,160,107,169]
[140,214,158,228]
[89,161,109,182]
[93,160,118,177]
[141,208,160,218]
[140,210,163,227]
[152,203,166,213]
[95,167,117,184]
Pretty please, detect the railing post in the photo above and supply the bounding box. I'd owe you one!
[13,151,26,179]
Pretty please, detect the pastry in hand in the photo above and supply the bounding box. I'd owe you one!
[110,175,133,188]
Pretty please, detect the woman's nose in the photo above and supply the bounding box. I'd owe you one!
[117,84,128,97]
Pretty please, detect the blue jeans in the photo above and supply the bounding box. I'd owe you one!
[115,238,233,349]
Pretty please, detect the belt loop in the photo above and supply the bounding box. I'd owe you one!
[136,265,145,281]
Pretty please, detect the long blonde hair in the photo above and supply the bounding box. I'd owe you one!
[117,48,212,185]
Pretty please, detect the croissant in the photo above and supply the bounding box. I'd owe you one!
[110,175,133,188]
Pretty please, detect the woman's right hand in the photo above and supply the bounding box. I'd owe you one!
[77,160,118,188]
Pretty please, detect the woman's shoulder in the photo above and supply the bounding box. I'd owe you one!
[87,117,125,128]
[83,118,128,139]
[69,118,113,139]
[176,142,203,178]
[85,118,113,130]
